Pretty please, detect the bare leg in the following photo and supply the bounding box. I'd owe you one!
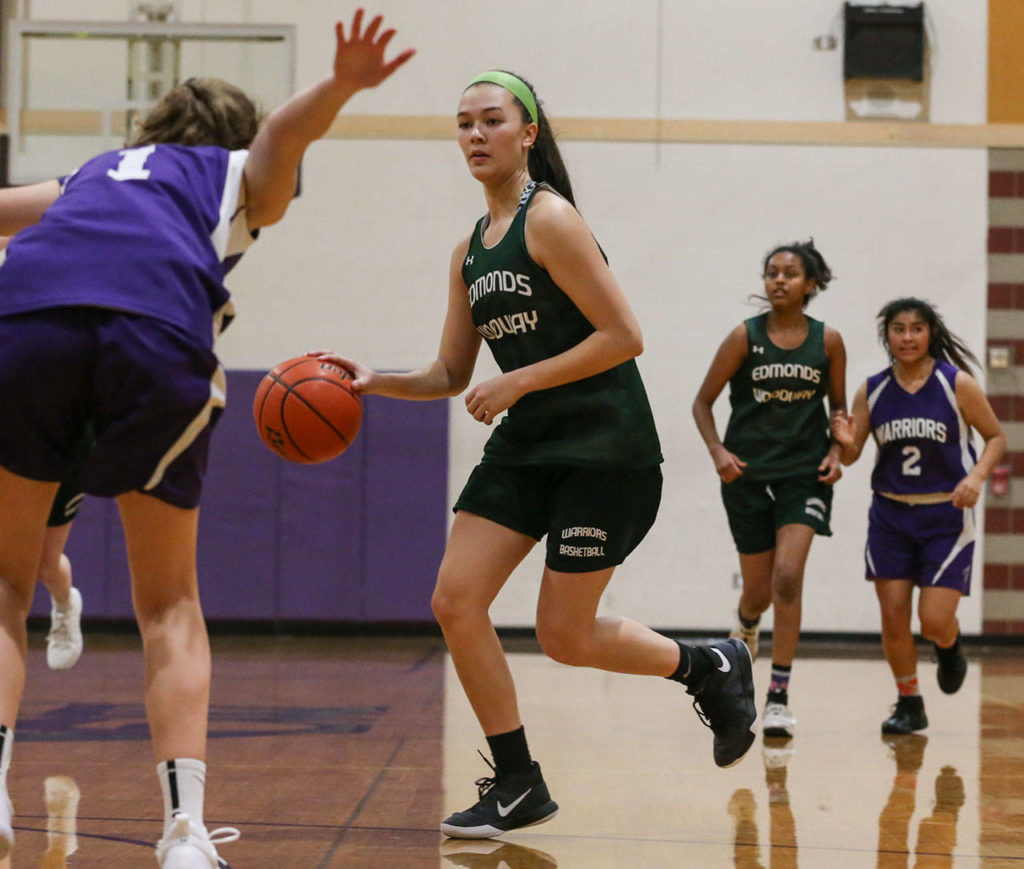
[36,524,73,607]
[737,550,774,623]
[0,467,59,724]
[765,524,816,668]
[917,587,962,649]
[875,579,917,680]
[535,565,678,675]
[117,492,209,760]
[431,512,535,737]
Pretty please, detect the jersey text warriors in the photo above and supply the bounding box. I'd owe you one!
[867,360,977,496]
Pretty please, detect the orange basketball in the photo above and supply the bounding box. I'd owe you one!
[253,356,362,463]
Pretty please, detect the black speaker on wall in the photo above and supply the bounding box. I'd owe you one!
[843,3,925,81]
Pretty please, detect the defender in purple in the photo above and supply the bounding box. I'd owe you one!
[834,298,1005,735]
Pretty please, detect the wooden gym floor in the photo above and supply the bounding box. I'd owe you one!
[6,632,1023,867]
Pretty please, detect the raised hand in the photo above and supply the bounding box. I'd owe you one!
[333,8,415,92]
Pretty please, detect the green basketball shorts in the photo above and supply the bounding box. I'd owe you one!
[720,474,833,555]
[454,462,663,573]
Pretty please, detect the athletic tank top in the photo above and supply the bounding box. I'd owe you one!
[461,182,662,467]
[0,144,253,350]
[867,360,977,495]
[723,314,831,479]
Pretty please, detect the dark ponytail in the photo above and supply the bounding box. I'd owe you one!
[479,71,575,208]
[876,297,979,373]
[753,238,833,308]
[761,238,833,306]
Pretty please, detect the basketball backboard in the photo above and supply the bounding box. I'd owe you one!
[4,19,294,183]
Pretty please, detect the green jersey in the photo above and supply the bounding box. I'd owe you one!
[723,313,831,480]
[462,182,661,468]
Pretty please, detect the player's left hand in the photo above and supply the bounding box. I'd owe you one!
[465,373,522,425]
[333,9,415,92]
[952,473,982,508]
[818,451,843,484]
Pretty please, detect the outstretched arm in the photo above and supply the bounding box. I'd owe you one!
[309,238,482,400]
[243,9,414,229]
[0,181,60,236]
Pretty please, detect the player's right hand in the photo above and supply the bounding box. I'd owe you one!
[305,350,373,392]
[710,444,746,483]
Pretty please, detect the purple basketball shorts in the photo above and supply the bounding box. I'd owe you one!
[0,307,224,509]
[865,494,974,594]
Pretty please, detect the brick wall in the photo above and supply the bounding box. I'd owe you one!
[985,150,1024,635]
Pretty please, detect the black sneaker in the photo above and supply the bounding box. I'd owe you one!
[687,638,758,768]
[936,644,967,694]
[881,695,928,734]
[440,758,558,839]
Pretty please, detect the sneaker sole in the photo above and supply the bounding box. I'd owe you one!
[937,663,967,695]
[762,726,794,739]
[440,804,558,839]
[716,639,758,768]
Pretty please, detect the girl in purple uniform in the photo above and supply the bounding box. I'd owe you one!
[833,298,1005,734]
[0,11,412,866]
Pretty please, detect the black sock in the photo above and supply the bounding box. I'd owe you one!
[486,726,533,776]
[935,633,962,662]
[666,641,712,687]
[738,607,759,629]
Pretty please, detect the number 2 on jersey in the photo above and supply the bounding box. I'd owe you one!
[901,445,922,476]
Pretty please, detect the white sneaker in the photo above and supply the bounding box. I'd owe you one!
[762,701,796,739]
[155,813,240,868]
[0,786,13,859]
[47,587,83,670]
[45,774,81,857]
[729,614,760,661]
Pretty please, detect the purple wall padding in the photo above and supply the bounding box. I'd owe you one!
[30,370,448,623]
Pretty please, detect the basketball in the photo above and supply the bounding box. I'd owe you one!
[253,356,362,463]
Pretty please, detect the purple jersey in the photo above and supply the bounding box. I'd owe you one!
[0,144,252,349]
[867,360,977,496]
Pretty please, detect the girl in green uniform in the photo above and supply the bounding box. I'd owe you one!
[312,70,757,839]
[692,240,847,740]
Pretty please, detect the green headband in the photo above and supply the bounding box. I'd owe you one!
[465,71,538,125]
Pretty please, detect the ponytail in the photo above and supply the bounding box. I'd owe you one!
[465,71,575,207]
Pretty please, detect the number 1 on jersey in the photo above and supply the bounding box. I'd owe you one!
[107,145,157,181]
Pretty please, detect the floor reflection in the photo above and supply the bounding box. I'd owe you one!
[729,742,798,868]
[0,774,79,869]
[440,837,558,868]
[877,734,964,868]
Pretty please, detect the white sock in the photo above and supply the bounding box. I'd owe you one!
[0,725,13,844]
[0,724,12,788]
[157,758,206,831]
